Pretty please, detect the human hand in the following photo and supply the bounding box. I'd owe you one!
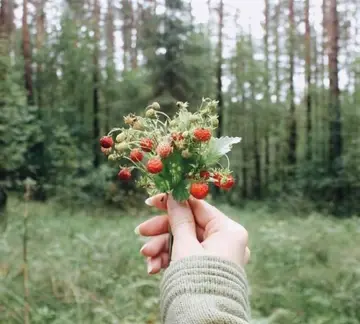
[135,194,250,274]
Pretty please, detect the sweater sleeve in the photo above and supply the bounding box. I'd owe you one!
[160,255,251,324]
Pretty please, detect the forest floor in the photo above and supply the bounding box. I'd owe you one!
[1,197,360,324]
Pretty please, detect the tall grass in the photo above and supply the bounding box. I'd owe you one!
[1,197,360,324]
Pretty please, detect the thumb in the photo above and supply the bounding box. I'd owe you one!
[167,195,196,238]
[167,195,203,261]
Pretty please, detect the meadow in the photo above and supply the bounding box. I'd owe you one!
[1,197,360,324]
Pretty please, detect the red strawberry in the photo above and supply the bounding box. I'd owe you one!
[221,175,235,190]
[171,132,184,141]
[213,173,222,187]
[147,158,163,174]
[140,138,153,152]
[118,168,131,181]
[100,136,113,148]
[193,128,212,142]
[190,183,209,199]
[156,142,173,158]
[200,170,210,180]
[130,148,144,162]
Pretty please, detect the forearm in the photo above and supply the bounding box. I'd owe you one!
[160,255,251,324]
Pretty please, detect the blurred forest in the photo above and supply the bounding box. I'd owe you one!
[1,0,360,215]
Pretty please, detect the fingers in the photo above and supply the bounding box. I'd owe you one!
[140,233,169,257]
[145,193,167,210]
[166,195,196,238]
[135,215,169,236]
[244,247,251,264]
[188,196,227,229]
[147,252,170,275]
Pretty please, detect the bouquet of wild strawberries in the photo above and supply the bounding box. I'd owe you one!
[99,99,241,202]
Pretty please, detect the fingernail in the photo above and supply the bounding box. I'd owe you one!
[134,225,140,235]
[140,244,147,253]
[147,258,153,274]
[145,198,153,206]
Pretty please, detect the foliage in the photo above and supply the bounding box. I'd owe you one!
[1,198,359,323]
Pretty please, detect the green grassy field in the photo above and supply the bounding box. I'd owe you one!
[1,197,360,324]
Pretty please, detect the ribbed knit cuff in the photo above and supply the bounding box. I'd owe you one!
[160,255,250,323]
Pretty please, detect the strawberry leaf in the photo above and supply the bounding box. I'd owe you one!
[172,181,190,202]
[211,136,242,155]
[203,136,242,166]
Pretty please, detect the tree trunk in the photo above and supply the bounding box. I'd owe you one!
[328,0,343,202]
[263,0,270,191]
[36,0,45,109]
[249,30,261,199]
[274,1,281,180]
[130,0,138,69]
[93,0,101,168]
[0,0,9,58]
[321,0,327,161]
[22,0,34,105]
[287,0,297,170]
[212,0,224,199]
[305,0,312,161]
[105,0,115,132]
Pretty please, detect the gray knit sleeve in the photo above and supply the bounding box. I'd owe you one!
[160,255,251,324]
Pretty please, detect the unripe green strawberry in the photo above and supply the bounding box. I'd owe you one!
[115,142,128,152]
[130,148,144,162]
[133,120,144,130]
[146,108,156,118]
[116,132,126,142]
[156,142,173,158]
[108,154,117,161]
[182,131,189,138]
[194,128,212,142]
[190,182,209,199]
[147,158,163,174]
[151,102,161,110]
[211,117,219,127]
[100,136,113,148]
[181,149,192,159]
[189,115,200,123]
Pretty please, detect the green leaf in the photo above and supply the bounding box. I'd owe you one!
[172,181,190,202]
[211,136,242,155]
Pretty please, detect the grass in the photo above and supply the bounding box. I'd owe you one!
[1,197,360,324]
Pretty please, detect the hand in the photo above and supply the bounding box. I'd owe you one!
[135,194,250,274]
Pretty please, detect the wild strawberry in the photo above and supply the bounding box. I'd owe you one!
[200,170,210,179]
[181,149,191,158]
[213,173,222,187]
[118,168,131,181]
[221,175,235,190]
[145,108,156,118]
[171,132,184,141]
[151,102,161,110]
[100,136,113,148]
[115,142,128,152]
[147,158,163,174]
[133,120,144,130]
[190,183,209,199]
[194,128,212,142]
[140,138,153,152]
[130,148,144,162]
[101,147,112,156]
[116,132,126,142]
[156,142,173,158]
